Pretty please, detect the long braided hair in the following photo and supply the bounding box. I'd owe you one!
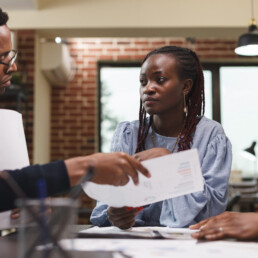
[135,46,205,153]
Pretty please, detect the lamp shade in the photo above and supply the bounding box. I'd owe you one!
[235,19,258,56]
[235,31,258,56]
[242,141,257,161]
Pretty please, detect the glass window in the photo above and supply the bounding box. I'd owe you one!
[100,67,141,152]
[203,70,212,120]
[220,67,258,177]
[99,67,214,153]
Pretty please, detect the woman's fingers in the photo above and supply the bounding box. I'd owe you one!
[191,225,226,240]
[189,218,209,229]
[107,207,137,229]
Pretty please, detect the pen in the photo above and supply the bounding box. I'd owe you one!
[37,179,48,258]
[126,206,144,213]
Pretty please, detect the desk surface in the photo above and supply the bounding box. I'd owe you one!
[0,225,113,258]
[1,225,258,258]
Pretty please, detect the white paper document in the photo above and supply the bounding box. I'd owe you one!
[0,109,29,230]
[0,109,29,170]
[83,148,203,207]
[60,238,258,258]
[79,226,199,240]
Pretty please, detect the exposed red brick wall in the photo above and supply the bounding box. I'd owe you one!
[17,30,35,163]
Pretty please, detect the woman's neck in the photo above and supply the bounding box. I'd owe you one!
[152,112,185,137]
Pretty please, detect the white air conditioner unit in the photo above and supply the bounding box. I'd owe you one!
[40,42,75,86]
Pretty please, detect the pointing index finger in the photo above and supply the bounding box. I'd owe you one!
[129,155,151,178]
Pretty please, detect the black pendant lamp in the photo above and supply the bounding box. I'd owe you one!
[242,141,257,161]
[235,0,258,56]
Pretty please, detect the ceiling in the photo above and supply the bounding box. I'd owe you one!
[2,0,254,39]
[0,0,38,10]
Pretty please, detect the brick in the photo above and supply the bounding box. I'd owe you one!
[151,41,166,45]
[141,48,155,52]
[18,30,35,36]
[88,48,103,52]
[99,55,114,60]
[82,67,97,71]
[117,55,133,60]
[124,48,139,52]
[100,41,113,45]
[212,47,230,51]
[134,55,146,60]
[169,40,184,45]
[134,41,149,45]
[106,48,120,52]
[18,45,34,49]
[117,41,131,45]
[82,41,96,45]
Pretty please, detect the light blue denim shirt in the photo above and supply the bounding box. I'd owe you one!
[90,116,232,228]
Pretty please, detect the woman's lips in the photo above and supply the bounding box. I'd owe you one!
[144,98,158,106]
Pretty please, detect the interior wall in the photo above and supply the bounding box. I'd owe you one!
[6,0,254,39]
[33,32,51,164]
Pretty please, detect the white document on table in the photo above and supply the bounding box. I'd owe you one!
[79,226,199,240]
[60,238,258,258]
[83,148,203,207]
[0,109,29,230]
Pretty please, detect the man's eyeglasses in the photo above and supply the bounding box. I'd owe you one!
[0,50,18,73]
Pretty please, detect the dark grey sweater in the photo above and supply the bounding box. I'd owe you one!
[0,160,70,211]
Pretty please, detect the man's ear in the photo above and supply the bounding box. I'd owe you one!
[182,79,193,95]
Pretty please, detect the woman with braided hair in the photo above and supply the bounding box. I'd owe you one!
[91,46,232,229]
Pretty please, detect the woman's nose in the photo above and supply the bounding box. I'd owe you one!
[143,82,155,95]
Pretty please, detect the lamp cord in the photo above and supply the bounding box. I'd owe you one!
[252,0,254,19]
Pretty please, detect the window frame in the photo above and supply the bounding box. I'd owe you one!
[202,61,258,123]
[98,60,258,151]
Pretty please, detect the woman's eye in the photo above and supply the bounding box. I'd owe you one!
[140,79,147,86]
[157,77,166,83]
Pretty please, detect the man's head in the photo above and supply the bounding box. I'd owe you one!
[0,8,17,95]
[0,8,8,26]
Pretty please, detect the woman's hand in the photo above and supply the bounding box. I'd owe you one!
[190,212,258,240]
[133,147,170,162]
[107,207,138,229]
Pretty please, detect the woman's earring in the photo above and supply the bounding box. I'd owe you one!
[183,94,188,117]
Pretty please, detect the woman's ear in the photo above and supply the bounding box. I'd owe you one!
[182,79,193,95]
